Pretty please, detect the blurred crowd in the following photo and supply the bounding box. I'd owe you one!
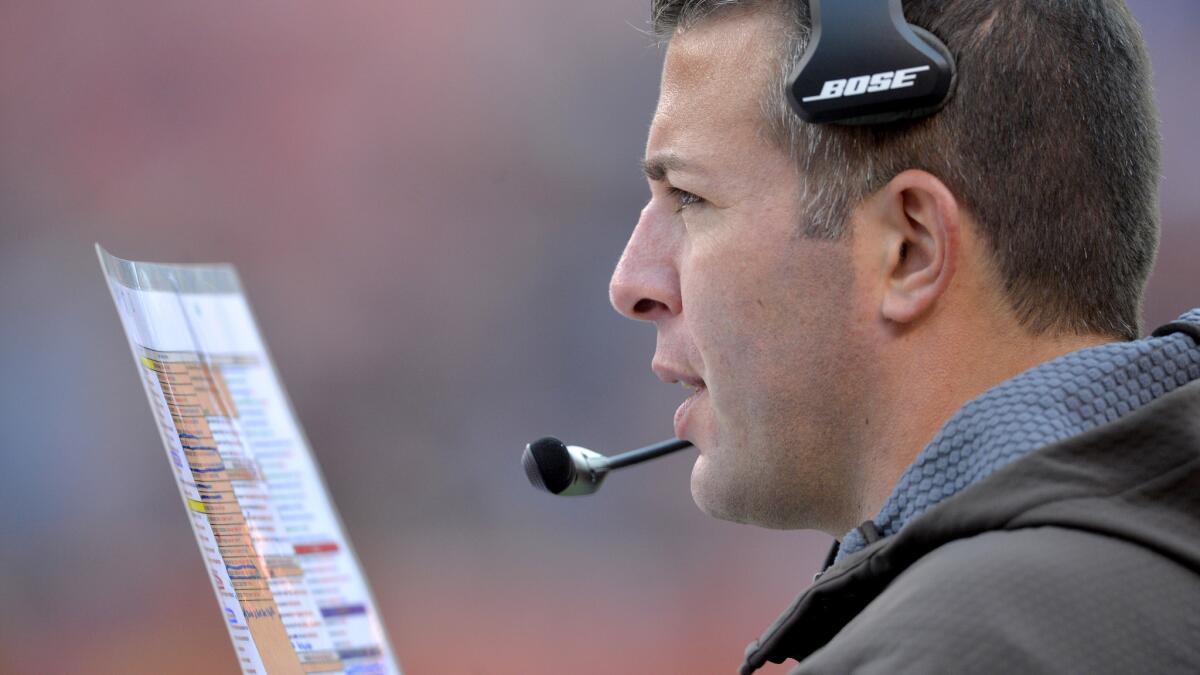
[1,1,1196,672]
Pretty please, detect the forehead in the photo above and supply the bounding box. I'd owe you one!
[650,9,783,156]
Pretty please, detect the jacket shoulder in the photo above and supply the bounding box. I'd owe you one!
[795,527,1200,674]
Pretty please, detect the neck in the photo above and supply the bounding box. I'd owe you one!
[843,311,1114,535]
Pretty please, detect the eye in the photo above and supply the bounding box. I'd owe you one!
[666,186,705,213]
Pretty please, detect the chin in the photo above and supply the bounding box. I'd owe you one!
[690,456,799,529]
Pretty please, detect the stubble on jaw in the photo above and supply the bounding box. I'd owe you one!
[690,237,869,534]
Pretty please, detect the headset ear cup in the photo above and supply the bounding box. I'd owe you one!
[788,1,959,125]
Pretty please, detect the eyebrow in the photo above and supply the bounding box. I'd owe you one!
[640,153,691,182]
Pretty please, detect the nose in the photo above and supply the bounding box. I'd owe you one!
[609,204,681,322]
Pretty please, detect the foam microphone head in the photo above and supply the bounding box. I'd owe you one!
[522,436,610,496]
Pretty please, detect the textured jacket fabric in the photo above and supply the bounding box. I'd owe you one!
[741,319,1200,674]
[838,310,1200,561]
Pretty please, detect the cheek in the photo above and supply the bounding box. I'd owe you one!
[684,241,856,412]
[683,262,761,364]
[683,256,788,402]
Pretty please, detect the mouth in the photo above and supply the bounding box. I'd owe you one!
[673,379,707,441]
[651,360,707,441]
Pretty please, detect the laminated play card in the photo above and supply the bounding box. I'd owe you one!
[98,245,400,675]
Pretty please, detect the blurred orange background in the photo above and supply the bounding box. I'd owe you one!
[1,1,1196,673]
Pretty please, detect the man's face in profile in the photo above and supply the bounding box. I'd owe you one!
[609,8,867,532]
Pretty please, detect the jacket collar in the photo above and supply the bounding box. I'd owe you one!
[741,322,1200,674]
[838,309,1200,560]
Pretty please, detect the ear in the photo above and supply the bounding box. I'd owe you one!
[874,169,961,325]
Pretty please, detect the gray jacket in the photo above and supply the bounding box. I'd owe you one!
[743,337,1200,674]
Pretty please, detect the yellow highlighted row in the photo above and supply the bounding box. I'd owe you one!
[188,499,208,513]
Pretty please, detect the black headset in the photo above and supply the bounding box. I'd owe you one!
[790,0,956,125]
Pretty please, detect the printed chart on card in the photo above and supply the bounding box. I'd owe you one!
[98,245,401,675]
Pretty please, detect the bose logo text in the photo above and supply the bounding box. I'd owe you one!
[801,66,931,103]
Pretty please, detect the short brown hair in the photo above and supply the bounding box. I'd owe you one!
[651,0,1160,340]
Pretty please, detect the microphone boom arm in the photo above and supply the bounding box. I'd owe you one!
[604,438,693,470]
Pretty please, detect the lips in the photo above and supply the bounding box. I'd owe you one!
[673,382,707,441]
[652,360,707,441]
